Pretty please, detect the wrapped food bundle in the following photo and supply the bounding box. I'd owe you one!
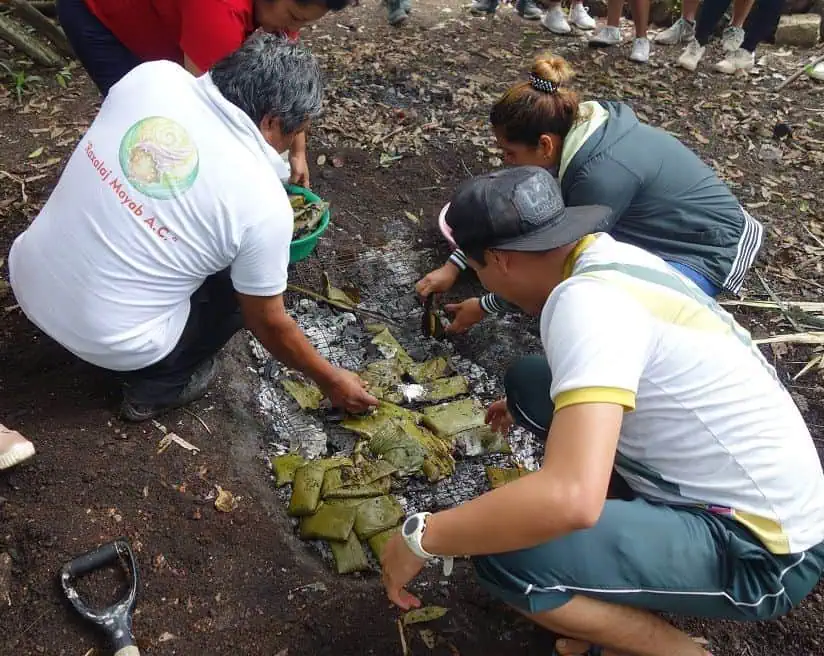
[290,194,329,240]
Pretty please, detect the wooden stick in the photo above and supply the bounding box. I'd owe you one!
[754,332,824,345]
[720,299,824,313]
[7,0,73,57]
[286,284,402,327]
[777,50,824,91]
[0,13,64,67]
[756,271,803,333]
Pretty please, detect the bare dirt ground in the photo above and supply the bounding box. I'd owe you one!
[2,1,824,654]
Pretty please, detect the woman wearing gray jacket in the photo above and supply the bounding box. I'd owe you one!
[417,54,763,333]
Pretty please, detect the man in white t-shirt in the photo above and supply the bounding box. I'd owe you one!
[9,34,377,422]
[380,167,824,656]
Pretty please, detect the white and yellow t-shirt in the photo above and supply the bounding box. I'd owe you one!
[541,233,824,554]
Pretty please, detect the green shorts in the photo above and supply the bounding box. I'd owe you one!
[473,497,824,619]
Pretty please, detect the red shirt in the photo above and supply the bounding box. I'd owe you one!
[85,0,299,72]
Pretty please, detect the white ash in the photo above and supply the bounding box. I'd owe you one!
[254,236,544,569]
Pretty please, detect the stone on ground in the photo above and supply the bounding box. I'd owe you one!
[775,14,821,47]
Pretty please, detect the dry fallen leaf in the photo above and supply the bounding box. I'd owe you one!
[27,147,44,159]
[316,154,327,166]
[215,486,238,513]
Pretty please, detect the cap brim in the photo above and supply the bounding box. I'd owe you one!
[491,205,611,252]
[438,202,457,247]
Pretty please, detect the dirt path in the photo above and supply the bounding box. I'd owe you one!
[2,0,824,654]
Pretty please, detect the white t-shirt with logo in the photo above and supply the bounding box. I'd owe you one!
[542,233,824,554]
[10,62,292,371]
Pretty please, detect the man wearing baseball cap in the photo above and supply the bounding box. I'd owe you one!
[380,166,824,656]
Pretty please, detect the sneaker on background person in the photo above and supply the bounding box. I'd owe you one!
[0,424,35,471]
[715,47,755,73]
[677,39,705,70]
[655,16,695,44]
[517,0,544,20]
[569,2,596,28]
[386,0,408,25]
[542,2,595,33]
[588,25,622,45]
[629,36,650,62]
[471,0,498,14]
[721,25,746,51]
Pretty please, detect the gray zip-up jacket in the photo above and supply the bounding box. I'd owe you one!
[447,101,763,314]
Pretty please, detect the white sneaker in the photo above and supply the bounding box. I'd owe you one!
[569,2,596,29]
[629,37,651,63]
[715,48,754,74]
[721,26,745,52]
[589,25,622,46]
[655,17,695,44]
[676,38,705,71]
[541,5,571,34]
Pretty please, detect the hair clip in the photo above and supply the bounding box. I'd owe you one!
[529,73,557,94]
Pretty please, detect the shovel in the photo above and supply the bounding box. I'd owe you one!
[60,539,140,656]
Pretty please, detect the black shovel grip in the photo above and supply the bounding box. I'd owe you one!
[63,541,122,578]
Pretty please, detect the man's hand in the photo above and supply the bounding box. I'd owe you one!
[380,533,426,610]
[486,398,513,435]
[321,368,379,414]
[415,263,460,298]
[444,297,485,334]
[289,149,311,188]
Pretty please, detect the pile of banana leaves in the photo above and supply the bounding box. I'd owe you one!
[274,325,515,574]
[290,194,329,240]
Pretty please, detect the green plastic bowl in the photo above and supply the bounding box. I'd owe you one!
[286,184,331,263]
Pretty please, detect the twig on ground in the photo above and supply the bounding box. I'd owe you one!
[754,332,824,346]
[182,407,213,435]
[777,48,824,92]
[286,283,402,327]
[792,354,823,381]
[801,223,824,250]
[0,171,27,204]
[721,299,824,314]
[459,158,472,177]
[756,271,804,332]
[396,618,410,656]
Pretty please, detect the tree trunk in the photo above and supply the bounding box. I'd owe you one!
[0,13,65,67]
[8,0,73,57]
[30,1,57,16]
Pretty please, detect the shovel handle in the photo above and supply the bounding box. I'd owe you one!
[114,648,140,656]
[63,541,121,577]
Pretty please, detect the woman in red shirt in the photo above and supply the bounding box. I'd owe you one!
[58,0,353,187]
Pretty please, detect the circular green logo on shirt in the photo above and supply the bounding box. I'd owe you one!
[119,116,199,200]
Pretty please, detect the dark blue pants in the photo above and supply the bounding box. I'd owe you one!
[57,0,141,95]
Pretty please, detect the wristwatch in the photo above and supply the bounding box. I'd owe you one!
[401,512,454,576]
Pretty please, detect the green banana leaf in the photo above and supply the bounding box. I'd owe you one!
[288,462,326,516]
[453,425,512,456]
[271,453,307,487]
[299,502,357,542]
[485,466,527,489]
[405,357,452,383]
[281,379,324,410]
[367,526,400,561]
[329,532,370,574]
[353,495,405,540]
[422,398,486,438]
[369,326,413,365]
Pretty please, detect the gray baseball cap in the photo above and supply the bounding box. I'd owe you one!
[444,166,610,260]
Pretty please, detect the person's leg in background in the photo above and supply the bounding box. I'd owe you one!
[677,0,732,70]
[516,0,544,21]
[628,0,651,62]
[588,0,625,47]
[504,355,635,499]
[120,270,244,421]
[715,0,781,74]
[57,0,142,95]
[541,0,596,34]
[471,0,500,15]
[655,0,700,45]
[386,0,410,26]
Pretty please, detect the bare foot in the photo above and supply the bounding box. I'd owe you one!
[0,424,35,470]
